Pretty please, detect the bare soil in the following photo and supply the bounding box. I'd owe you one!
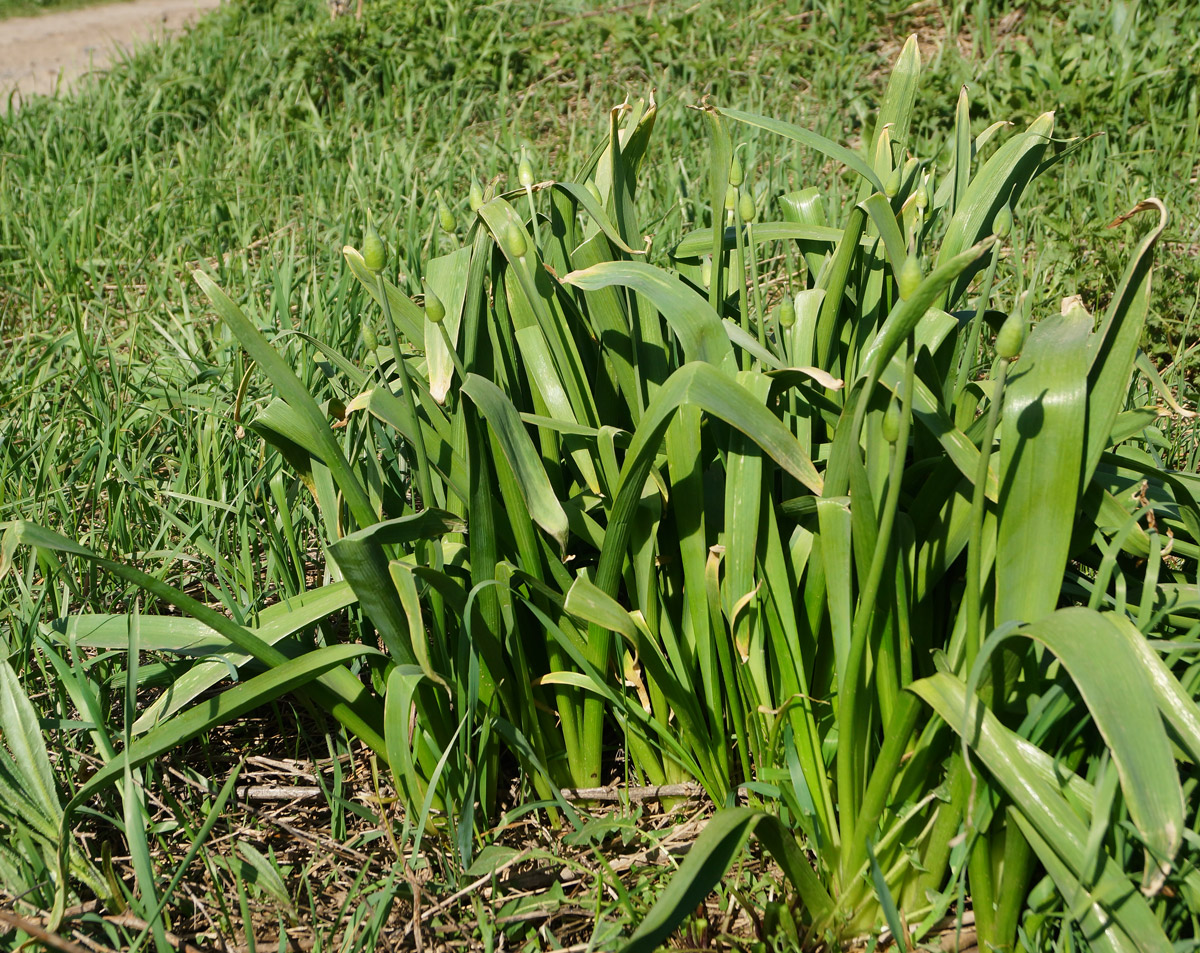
[0,0,223,110]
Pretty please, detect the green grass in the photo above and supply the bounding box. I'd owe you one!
[0,0,119,18]
[1,0,1199,950]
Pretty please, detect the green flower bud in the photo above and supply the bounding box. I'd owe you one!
[995,312,1027,359]
[724,183,738,212]
[585,178,603,206]
[700,258,712,288]
[779,294,796,329]
[362,216,385,274]
[468,179,484,212]
[362,322,378,352]
[518,150,534,189]
[884,166,901,198]
[504,223,528,258]
[882,397,902,444]
[915,181,928,211]
[897,254,922,299]
[993,203,1013,239]
[436,191,456,233]
[903,156,919,179]
[729,155,744,187]
[738,188,757,223]
[423,280,446,324]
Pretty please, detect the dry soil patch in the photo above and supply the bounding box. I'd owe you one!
[1,0,222,110]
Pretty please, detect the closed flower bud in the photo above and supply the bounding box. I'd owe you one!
[915,182,928,210]
[738,188,757,223]
[585,178,603,205]
[993,203,1013,239]
[504,223,528,258]
[729,155,744,187]
[700,258,712,288]
[468,179,485,212]
[884,166,901,198]
[882,397,902,444]
[362,217,385,274]
[362,322,378,351]
[724,183,738,212]
[898,254,922,299]
[995,312,1027,359]
[518,150,534,189]
[423,281,446,324]
[437,191,456,232]
[779,294,796,329]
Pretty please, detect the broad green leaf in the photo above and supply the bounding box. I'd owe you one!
[1084,200,1167,483]
[0,661,61,825]
[935,112,1054,308]
[719,107,885,194]
[342,246,426,344]
[911,672,1171,953]
[67,645,380,813]
[996,303,1089,624]
[970,608,1183,892]
[461,375,569,552]
[672,222,842,259]
[2,522,386,760]
[193,270,375,530]
[562,260,735,374]
[425,245,471,403]
[621,808,832,953]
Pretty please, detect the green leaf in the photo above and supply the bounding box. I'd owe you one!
[1084,200,1167,483]
[719,107,885,194]
[192,270,375,530]
[621,808,832,953]
[461,375,570,552]
[996,303,1089,624]
[562,260,735,374]
[970,608,1183,892]
[911,671,1172,953]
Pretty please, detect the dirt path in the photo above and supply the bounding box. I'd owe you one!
[1,0,223,110]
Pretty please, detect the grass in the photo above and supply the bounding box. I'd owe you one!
[1,0,1199,950]
[0,0,121,19]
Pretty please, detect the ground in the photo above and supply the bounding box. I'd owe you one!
[0,0,222,109]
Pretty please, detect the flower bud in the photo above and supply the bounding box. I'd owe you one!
[436,191,456,233]
[724,183,738,212]
[423,280,446,324]
[884,166,901,198]
[882,397,902,444]
[729,155,744,187]
[468,179,485,212]
[993,203,1013,239]
[995,312,1027,359]
[504,222,528,258]
[518,150,534,189]
[585,179,603,206]
[738,188,757,224]
[915,182,928,211]
[778,294,796,329]
[362,216,385,274]
[362,322,378,352]
[897,255,922,299]
[700,258,712,288]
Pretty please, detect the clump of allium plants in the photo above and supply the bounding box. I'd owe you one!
[7,34,1199,953]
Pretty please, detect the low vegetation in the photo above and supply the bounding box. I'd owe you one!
[1,1,1199,950]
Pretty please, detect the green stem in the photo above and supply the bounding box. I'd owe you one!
[837,342,916,858]
[376,272,435,513]
[732,207,751,367]
[964,356,1010,677]
[746,221,766,349]
[951,242,1002,424]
